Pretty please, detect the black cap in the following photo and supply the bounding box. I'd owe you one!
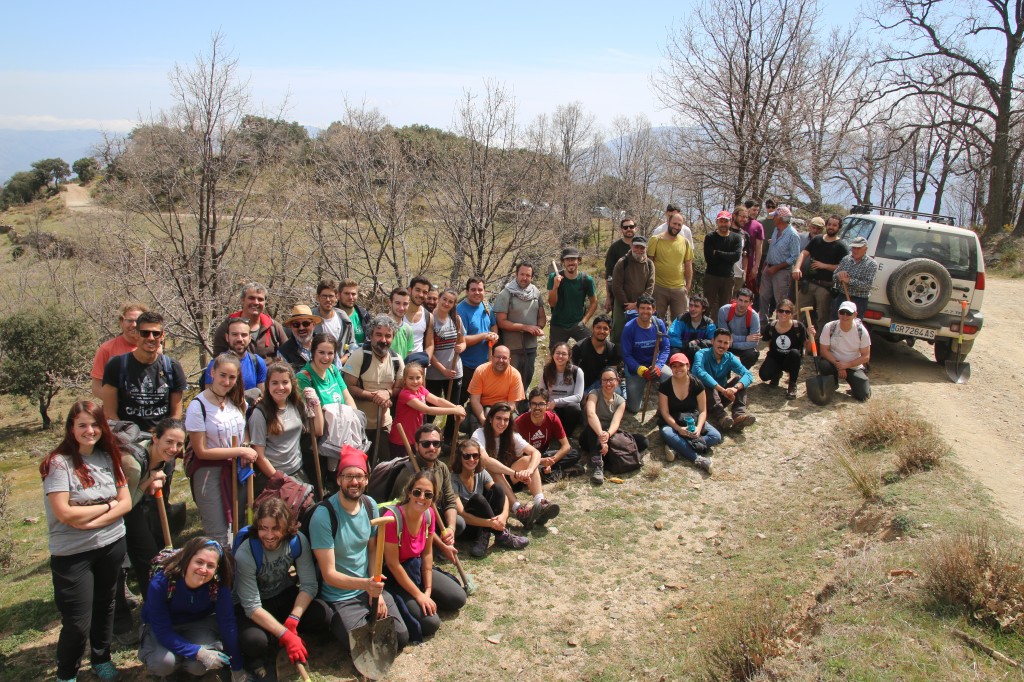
[631,235,647,246]
[560,247,581,260]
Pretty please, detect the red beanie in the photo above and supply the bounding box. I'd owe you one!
[338,445,368,474]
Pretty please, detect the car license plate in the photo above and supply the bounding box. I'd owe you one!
[890,322,936,340]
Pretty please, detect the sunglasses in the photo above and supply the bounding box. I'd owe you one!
[138,329,163,338]
[419,440,442,448]
[291,321,313,328]
[621,225,636,230]
[461,452,480,460]
[838,311,854,316]
[411,489,435,500]
[777,309,793,314]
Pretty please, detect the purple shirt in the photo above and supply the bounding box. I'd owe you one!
[744,219,765,271]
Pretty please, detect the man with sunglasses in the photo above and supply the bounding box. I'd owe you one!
[515,387,580,481]
[388,424,463,555]
[816,301,872,401]
[307,448,410,654]
[202,318,267,401]
[91,302,148,398]
[278,305,323,372]
[100,311,187,431]
[603,217,638,313]
[212,283,288,360]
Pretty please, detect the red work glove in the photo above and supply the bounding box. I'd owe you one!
[649,366,662,380]
[285,615,300,635]
[279,627,307,664]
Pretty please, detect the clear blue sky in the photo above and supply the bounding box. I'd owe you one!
[0,0,863,133]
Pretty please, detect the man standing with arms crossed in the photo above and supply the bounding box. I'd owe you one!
[703,211,744,315]
[647,212,695,323]
[548,247,598,349]
[793,215,848,332]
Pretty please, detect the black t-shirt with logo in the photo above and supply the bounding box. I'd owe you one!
[102,353,187,430]
[804,236,849,283]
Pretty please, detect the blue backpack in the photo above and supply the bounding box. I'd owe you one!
[232,525,302,573]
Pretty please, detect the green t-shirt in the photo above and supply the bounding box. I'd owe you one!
[390,320,415,359]
[547,271,596,328]
[350,308,364,345]
[297,364,348,406]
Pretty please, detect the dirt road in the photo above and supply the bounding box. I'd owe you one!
[62,183,93,208]
[869,275,1024,529]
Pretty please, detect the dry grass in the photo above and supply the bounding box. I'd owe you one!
[840,399,932,451]
[643,460,663,481]
[894,432,947,475]
[701,596,788,681]
[831,437,881,501]
[924,524,1024,633]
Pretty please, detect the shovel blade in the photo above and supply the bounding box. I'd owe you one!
[805,375,836,405]
[349,615,398,680]
[945,359,971,384]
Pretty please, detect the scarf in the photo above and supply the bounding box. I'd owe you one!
[503,279,539,302]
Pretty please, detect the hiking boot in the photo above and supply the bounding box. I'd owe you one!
[93,661,121,682]
[786,381,797,400]
[514,505,535,528]
[694,456,713,475]
[470,532,490,558]
[495,529,529,550]
[718,415,734,431]
[535,499,560,526]
[590,456,604,485]
[123,584,142,610]
[733,414,757,431]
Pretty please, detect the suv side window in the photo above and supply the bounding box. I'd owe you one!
[839,217,875,243]
[877,223,977,279]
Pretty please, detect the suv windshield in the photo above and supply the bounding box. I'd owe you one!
[874,223,977,279]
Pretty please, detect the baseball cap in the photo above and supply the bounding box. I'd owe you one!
[631,235,647,246]
[774,206,793,219]
[850,237,868,248]
[810,217,825,228]
[716,210,732,221]
[838,301,857,314]
[668,352,690,367]
[560,246,581,260]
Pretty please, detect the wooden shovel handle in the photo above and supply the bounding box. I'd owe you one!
[154,488,173,549]
[370,516,396,580]
[802,308,818,357]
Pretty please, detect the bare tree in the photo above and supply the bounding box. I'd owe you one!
[874,0,1024,237]
[655,0,819,205]
[546,102,603,247]
[606,114,661,232]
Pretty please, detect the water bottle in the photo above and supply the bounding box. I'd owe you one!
[685,416,696,434]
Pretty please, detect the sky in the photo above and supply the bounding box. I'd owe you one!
[0,1,864,135]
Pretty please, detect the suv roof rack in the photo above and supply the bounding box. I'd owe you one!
[849,204,956,226]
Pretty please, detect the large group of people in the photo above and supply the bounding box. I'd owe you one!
[42,202,877,681]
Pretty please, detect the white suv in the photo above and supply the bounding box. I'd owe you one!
[839,206,985,362]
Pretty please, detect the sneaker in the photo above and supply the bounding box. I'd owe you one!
[733,414,757,431]
[495,529,529,549]
[514,505,534,528]
[786,384,797,400]
[470,532,490,558]
[590,456,604,485]
[93,661,121,682]
[535,499,560,526]
[664,446,676,463]
[718,415,734,431]
[695,456,713,474]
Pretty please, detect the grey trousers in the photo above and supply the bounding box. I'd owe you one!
[139,616,222,677]
[814,357,871,401]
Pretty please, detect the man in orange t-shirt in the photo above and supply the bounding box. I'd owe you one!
[90,302,148,397]
[467,345,525,430]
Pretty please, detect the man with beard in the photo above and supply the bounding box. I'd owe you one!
[794,215,848,331]
[212,283,288,360]
[456,277,499,381]
[307,448,409,653]
[467,345,525,428]
[313,280,355,354]
[621,294,670,414]
[202,318,267,402]
[547,247,598,349]
[610,236,655,344]
[702,211,744,315]
[91,302,148,398]
[693,329,756,433]
[343,315,405,454]
[338,278,370,347]
[716,288,761,369]
[571,315,622,393]
[759,206,802,325]
[494,263,546,397]
[647,212,695,323]
[388,424,464,549]
[278,305,323,372]
[603,217,637,313]
[423,285,440,314]
[650,203,694,247]
[404,276,435,368]
[742,200,766,292]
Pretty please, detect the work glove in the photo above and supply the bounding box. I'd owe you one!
[279,628,308,664]
[649,366,662,380]
[196,646,230,670]
[637,365,649,379]
[285,615,301,635]
[302,387,320,416]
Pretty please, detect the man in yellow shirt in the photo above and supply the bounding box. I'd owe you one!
[647,212,694,323]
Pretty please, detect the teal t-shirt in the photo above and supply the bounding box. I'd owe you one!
[547,271,596,328]
[309,494,379,603]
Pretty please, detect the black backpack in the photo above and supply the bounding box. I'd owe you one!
[108,420,150,472]
[356,343,401,388]
[365,456,413,503]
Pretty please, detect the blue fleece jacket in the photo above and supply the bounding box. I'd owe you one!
[692,348,754,389]
[621,317,670,376]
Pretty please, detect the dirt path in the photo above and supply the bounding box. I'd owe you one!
[868,275,1024,530]
[62,183,93,208]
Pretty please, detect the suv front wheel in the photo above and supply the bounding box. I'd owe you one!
[885,258,953,320]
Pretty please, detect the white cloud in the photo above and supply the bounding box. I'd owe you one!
[0,114,137,132]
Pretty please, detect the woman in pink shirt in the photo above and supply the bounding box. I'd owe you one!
[381,470,467,641]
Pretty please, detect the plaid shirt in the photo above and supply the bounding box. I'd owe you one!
[833,254,878,298]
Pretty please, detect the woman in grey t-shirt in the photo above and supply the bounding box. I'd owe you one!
[40,400,131,682]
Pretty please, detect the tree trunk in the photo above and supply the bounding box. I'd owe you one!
[39,394,52,430]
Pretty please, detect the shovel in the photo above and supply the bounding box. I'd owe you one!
[945,300,972,384]
[802,306,836,405]
[349,516,398,680]
[274,648,311,681]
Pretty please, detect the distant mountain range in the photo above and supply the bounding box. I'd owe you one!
[0,129,111,185]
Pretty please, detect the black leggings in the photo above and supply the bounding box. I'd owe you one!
[458,485,507,541]
[553,403,583,436]
[236,585,305,668]
[51,537,126,680]
[426,378,463,444]
[758,350,803,383]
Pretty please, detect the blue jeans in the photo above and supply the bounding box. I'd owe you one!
[660,423,723,462]
[625,371,669,413]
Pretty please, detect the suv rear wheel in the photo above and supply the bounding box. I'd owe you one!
[885,258,953,320]
[933,337,973,363]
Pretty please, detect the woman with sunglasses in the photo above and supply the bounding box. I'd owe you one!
[381,470,467,642]
[450,439,528,557]
[657,354,722,473]
[140,536,244,680]
[537,342,585,436]
[759,298,814,399]
[42,401,131,682]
